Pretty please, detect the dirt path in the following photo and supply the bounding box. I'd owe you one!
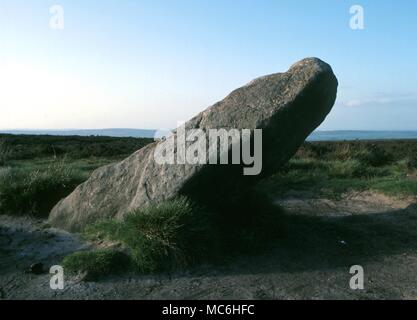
[1,192,417,300]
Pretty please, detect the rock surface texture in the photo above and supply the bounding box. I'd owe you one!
[49,58,338,232]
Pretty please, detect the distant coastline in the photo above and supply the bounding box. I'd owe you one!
[1,129,417,142]
[0,129,157,139]
[307,130,417,141]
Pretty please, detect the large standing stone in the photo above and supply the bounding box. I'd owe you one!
[49,58,338,232]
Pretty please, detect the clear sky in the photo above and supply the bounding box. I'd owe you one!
[1,0,417,130]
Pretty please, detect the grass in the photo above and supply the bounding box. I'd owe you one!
[260,142,417,198]
[0,139,11,166]
[0,157,125,217]
[62,249,131,281]
[0,134,153,217]
[82,197,217,273]
[0,160,89,217]
[261,159,417,198]
[0,133,153,160]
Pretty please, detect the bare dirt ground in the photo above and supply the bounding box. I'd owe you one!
[1,191,417,300]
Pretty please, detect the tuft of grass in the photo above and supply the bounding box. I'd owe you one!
[62,249,131,281]
[0,160,87,217]
[83,197,217,273]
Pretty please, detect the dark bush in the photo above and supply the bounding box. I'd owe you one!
[0,139,11,166]
[355,145,393,167]
[405,153,417,170]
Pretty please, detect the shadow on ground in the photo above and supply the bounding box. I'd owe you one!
[225,202,417,275]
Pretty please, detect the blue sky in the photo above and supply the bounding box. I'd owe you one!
[1,0,417,130]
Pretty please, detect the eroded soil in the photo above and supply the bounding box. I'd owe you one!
[1,192,417,300]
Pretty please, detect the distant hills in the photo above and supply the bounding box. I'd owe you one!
[0,128,157,138]
[307,130,417,141]
[1,129,417,141]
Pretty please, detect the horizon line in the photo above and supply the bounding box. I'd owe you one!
[2,128,417,132]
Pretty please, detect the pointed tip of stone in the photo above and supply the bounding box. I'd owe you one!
[289,57,333,72]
